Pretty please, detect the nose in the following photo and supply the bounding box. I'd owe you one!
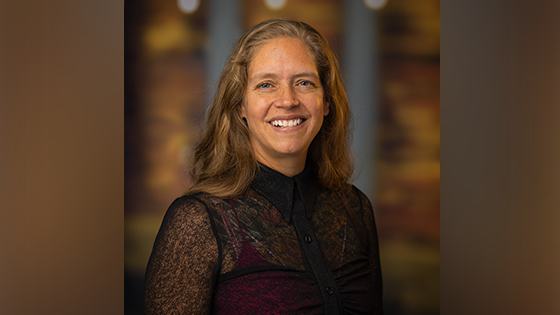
[275,85,299,108]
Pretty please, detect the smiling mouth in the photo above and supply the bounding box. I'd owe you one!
[270,119,305,128]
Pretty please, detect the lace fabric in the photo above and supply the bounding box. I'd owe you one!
[144,166,383,314]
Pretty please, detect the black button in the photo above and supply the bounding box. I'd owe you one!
[304,235,312,243]
[326,286,334,295]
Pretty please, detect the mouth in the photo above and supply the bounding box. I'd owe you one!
[269,118,305,128]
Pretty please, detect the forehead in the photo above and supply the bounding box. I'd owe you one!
[247,37,317,73]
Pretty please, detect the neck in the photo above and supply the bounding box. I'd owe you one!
[256,155,306,177]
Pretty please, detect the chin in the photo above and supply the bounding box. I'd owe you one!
[274,144,306,155]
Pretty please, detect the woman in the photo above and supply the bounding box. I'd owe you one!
[144,18,383,314]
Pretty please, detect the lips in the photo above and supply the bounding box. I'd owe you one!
[269,118,304,127]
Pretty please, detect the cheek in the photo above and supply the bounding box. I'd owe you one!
[244,98,268,121]
[240,95,261,119]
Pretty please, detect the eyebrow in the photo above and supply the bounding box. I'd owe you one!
[248,72,320,83]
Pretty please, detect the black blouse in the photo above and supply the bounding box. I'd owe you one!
[144,165,383,314]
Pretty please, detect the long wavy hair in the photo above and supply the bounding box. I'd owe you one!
[187,18,353,198]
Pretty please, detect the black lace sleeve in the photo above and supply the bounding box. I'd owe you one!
[144,196,220,315]
[356,187,384,314]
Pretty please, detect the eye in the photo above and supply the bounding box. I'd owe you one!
[258,82,272,89]
[297,81,314,87]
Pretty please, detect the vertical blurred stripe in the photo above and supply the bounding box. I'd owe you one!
[0,1,123,314]
[343,0,378,200]
[442,0,560,314]
[207,0,242,105]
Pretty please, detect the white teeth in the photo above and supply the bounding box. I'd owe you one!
[270,119,302,127]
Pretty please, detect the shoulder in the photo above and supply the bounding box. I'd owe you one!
[324,183,372,206]
[151,193,227,254]
[166,192,238,221]
[168,192,227,211]
[165,194,205,216]
[349,185,373,210]
[160,192,225,228]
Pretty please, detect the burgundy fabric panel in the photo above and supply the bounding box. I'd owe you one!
[213,271,323,315]
[214,231,322,314]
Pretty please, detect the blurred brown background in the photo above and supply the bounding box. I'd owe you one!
[3,0,560,314]
[125,0,439,314]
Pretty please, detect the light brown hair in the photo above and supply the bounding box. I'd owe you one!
[188,18,353,197]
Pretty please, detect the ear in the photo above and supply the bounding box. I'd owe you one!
[239,101,247,119]
[323,101,330,116]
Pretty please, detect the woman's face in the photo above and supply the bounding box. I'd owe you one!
[240,37,329,170]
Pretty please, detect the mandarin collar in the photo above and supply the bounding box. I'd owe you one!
[251,163,317,223]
